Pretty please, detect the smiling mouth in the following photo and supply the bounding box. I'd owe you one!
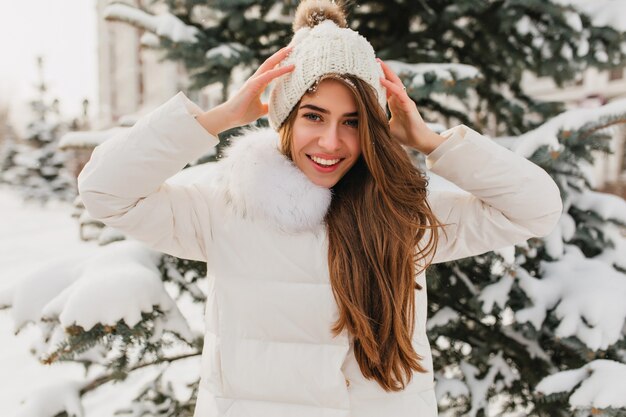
[306,154,345,167]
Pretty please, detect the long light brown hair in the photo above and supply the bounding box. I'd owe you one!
[278,73,447,391]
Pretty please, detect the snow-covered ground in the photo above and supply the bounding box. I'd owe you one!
[0,185,98,415]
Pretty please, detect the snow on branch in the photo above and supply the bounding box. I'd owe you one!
[478,270,515,314]
[511,98,626,158]
[536,359,626,411]
[206,43,250,62]
[515,244,626,351]
[434,377,469,403]
[104,3,200,43]
[3,240,193,345]
[2,255,85,332]
[13,379,84,417]
[59,127,129,150]
[541,214,571,261]
[427,306,460,330]
[553,0,626,32]
[385,60,482,88]
[500,326,551,362]
[460,352,518,417]
[572,189,626,225]
[384,60,482,118]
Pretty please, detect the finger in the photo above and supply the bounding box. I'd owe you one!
[377,58,405,90]
[379,77,411,104]
[250,64,295,94]
[253,46,294,76]
[254,47,291,76]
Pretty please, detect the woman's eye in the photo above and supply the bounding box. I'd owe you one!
[304,113,321,122]
[302,113,357,128]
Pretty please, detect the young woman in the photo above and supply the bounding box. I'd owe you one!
[77,1,563,416]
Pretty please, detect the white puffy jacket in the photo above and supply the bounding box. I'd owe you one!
[77,92,563,417]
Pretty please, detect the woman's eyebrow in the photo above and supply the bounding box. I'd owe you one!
[299,104,358,117]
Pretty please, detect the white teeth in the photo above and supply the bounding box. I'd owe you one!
[311,155,341,166]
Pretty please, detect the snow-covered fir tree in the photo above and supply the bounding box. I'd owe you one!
[1,1,625,416]
[0,104,17,175]
[0,56,76,204]
[425,107,626,416]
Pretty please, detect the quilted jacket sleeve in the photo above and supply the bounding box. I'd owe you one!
[424,124,563,265]
[77,92,220,262]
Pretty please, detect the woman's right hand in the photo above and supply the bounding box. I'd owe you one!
[198,46,295,136]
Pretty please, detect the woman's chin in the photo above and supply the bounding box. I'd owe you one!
[308,175,339,188]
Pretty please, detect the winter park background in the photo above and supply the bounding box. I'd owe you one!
[1,0,626,416]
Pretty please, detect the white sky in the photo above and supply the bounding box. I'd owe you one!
[0,0,98,136]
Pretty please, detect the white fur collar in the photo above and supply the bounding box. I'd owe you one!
[211,126,332,233]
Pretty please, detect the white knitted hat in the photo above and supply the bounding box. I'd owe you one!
[267,1,387,131]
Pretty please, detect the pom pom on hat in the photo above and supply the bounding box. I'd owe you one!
[292,0,347,30]
[267,0,387,131]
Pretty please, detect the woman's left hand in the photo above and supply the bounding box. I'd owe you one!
[377,58,441,153]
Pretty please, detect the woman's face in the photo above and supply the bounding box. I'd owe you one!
[291,79,361,188]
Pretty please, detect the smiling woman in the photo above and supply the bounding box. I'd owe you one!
[77,0,563,416]
[284,76,362,188]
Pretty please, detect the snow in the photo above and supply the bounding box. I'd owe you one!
[3,232,193,342]
[460,352,518,417]
[479,271,515,314]
[500,326,551,362]
[427,306,459,330]
[385,60,481,87]
[140,31,160,48]
[515,16,536,37]
[554,0,626,32]
[58,126,219,162]
[0,185,204,416]
[265,2,292,24]
[18,249,193,359]
[536,360,626,409]
[0,185,97,415]
[493,246,516,264]
[6,255,84,332]
[435,377,469,402]
[39,241,192,340]
[594,49,609,63]
[577,34,590,57]
[543,214,570,259]
[452,264,479,294]
[563,10,583,32]
[560,44,573,60]
[515,244,626,351]
[104,3,199,43]
[509,98,626,158]
[13,379,84,417]
[206,43,247,60]
[58,127,129,150]
[574,189,626,224]
[594,220,626,271]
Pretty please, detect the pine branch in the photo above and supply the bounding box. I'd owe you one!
[78,352,200,396]
[577,118,626,142]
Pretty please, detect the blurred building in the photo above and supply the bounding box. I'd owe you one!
[60,0,220,179]
[97,1,181,128]
[522,65,626,198]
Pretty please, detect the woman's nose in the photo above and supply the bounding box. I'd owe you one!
[318,125,342,152]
